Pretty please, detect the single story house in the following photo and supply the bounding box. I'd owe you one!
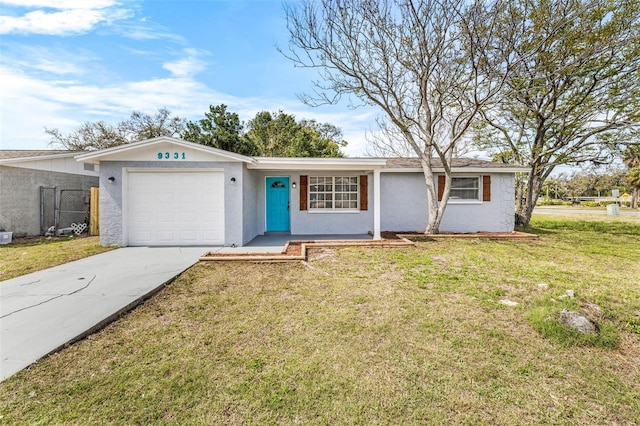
[76,136,526,247]
[0,150,99,236]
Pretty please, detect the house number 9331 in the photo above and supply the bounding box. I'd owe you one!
[157,152,186,160]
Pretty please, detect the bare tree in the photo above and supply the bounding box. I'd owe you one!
[283,0,518,233]
[474,0,640,226]
[46,121,128,151]
[125,108,186,141]
[47,108,186,151]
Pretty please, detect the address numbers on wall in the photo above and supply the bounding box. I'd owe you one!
[157,152,186,160]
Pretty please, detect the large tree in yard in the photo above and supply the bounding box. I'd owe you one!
[474,0,640,226]
[283,0,519,234]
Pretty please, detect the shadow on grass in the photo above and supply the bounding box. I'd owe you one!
[516,226,557,236]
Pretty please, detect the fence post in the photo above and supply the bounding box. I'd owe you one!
[90,187,99,236]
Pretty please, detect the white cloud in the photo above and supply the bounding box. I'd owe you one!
[109,20,186,42]
[0,63,376,155]
[0,0,131,35]
[162,48,208,78]
[0,1,118,8]
[2,44,96,75]
[0,64,221,149]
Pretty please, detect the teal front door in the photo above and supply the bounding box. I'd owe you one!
[266,177,290,232]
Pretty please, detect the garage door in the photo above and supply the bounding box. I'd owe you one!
[127,171,224,246]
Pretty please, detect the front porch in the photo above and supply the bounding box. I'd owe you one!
[220,233,373,254]
[200,233,412,261]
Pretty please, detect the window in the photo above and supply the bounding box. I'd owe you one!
[309,176,358,209]
[449,177,480,200]
[438,175,491,202]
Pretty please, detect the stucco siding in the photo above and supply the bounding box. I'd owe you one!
[242,168,261,245]
[290,172,374,235]
[249,171,374,236]
[440,174,515,233]
[380,172,516,233]
[0,165,98,236]
[380,173,429,232]
[99,161,243,247]
[4,157,98,177]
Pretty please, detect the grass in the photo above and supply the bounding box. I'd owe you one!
[0,236,115,281]
[0,215,639,424]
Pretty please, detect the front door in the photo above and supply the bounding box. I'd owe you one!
[266,177,290,232]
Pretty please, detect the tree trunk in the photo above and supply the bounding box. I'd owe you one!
[422,159,446,234]
[514,177,527,226]
[515,171,544,227]
[632,187,639,209]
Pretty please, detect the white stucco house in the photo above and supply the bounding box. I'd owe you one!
[75,136,526,247]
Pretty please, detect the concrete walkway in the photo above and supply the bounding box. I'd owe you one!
[0,247,207,381]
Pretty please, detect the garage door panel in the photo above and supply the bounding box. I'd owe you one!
[180,230,198,240]
[179,211,198,222]
[202,230,222,240]
[157,212,174,223]
[127,171,225,246]
[157,231,177,242]
[130,230,153,243]
[202,212,220,221]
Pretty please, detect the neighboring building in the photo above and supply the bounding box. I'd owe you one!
[76,137,527,247]
[0,151,99,236]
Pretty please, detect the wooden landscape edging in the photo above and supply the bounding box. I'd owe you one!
[397,231,539,241]
[199,238,415,262]
[198,231,538,262]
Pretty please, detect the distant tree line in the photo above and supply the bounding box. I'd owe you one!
[541,168,632,200]
[46,105,347,158]
[543,147,640,209]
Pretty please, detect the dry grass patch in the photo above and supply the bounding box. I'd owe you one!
[0,236,114,281]
[0,216,639,424]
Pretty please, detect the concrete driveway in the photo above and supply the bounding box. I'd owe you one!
[0,247,207,382]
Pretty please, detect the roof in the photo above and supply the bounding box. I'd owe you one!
[75,137,254,164]
[0,150,84,163]
[248,156,387,171]
[59,136,526,173]
[384,157,528,173]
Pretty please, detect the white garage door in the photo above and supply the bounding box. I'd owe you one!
[126,171,224,246]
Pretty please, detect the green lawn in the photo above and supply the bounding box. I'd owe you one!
[0,215,639,425]
[0,236,114,282]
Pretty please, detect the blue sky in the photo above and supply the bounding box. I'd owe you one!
[0,0,379,155]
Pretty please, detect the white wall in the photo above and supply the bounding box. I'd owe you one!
[3,157,98,177]
[250,170,375,236]
[242,167,261,245]
[380,172,516,233]
[99,161,244,247]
